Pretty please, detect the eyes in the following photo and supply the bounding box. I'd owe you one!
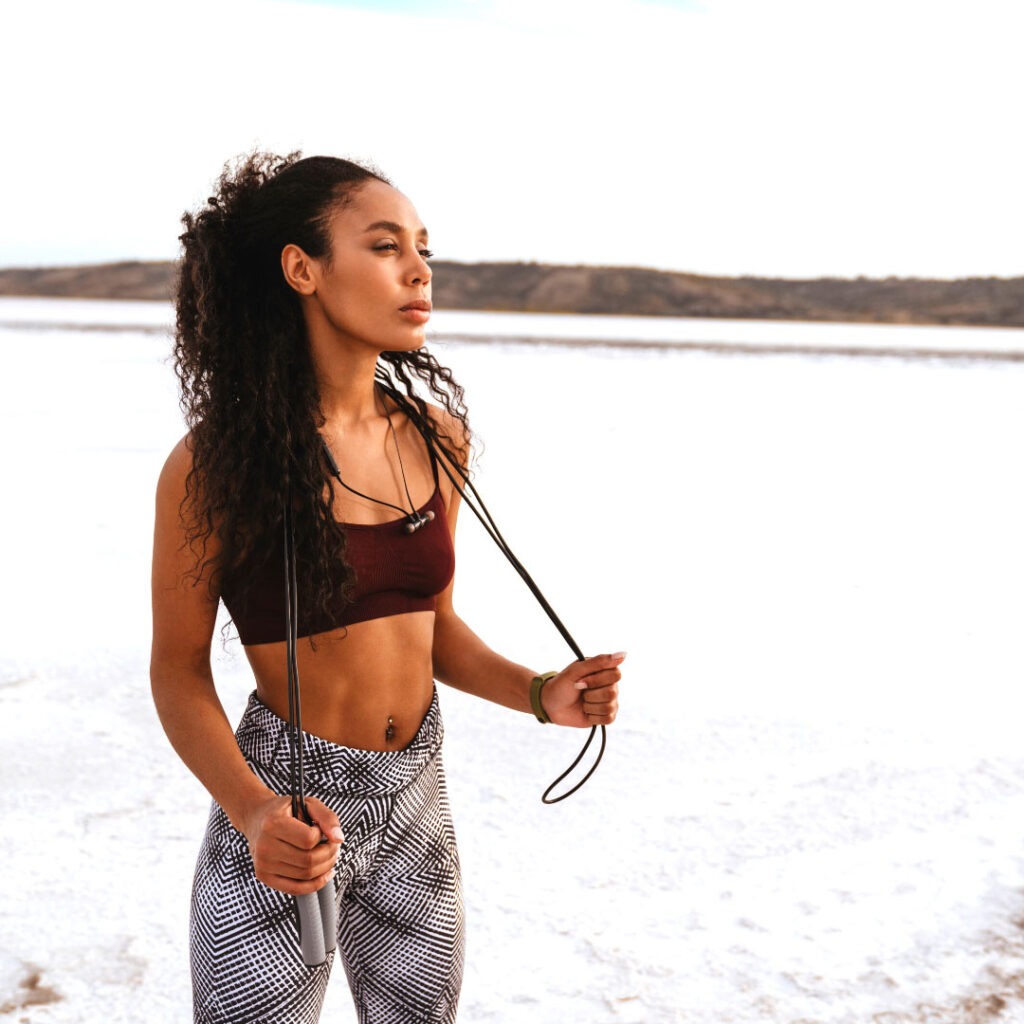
[373,242,433,260]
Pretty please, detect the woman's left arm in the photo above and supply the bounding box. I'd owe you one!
[432,607,624,728]
[430,468,623,729]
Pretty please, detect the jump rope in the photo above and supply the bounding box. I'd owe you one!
[285,381,607,965]
[283,499,339,966]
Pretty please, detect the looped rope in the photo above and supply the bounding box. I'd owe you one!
[375,383,606,804]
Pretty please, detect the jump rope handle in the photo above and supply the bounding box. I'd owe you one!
[296,883,337,967]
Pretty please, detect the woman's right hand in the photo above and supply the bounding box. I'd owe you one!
[240,795,344,895]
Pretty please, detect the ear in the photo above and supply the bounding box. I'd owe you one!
[281,243,318,296]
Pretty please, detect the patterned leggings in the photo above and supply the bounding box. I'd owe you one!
[190,689,464,1023]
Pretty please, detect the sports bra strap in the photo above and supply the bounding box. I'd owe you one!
[426,431,440,486]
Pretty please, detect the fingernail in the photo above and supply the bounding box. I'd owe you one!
[611,651,627,660]
[329,827,344,843]
[574,680,588,690]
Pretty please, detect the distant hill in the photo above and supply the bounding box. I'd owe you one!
[1,259,1021,327]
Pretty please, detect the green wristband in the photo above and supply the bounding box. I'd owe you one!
[530,671,557,724]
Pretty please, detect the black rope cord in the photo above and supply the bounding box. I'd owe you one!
[283,495,313,826]
[321,443,409,520]
[320,398,435,535]
[374,381,606,804]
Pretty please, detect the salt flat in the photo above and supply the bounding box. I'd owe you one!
[2,299,1024,1022]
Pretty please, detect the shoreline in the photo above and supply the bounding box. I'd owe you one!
[3,296,1023,362]
[1,259,1022,329]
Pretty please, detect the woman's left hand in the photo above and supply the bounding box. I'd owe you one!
[538,652,625,728]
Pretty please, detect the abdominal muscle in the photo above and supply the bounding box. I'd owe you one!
[243,611,438,751]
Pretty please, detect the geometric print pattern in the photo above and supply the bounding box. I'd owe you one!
[190,689,464,1023]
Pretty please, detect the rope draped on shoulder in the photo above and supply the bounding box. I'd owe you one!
[375,380,607,804]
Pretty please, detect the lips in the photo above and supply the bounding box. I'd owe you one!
[400,300,432,312]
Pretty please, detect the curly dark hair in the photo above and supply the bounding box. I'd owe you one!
[174,150,470,623]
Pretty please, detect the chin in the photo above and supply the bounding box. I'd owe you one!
[385,334,427,353]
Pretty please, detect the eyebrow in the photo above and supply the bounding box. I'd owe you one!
[363,220,429,239]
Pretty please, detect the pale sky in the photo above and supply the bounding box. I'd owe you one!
[2,0,1021,278]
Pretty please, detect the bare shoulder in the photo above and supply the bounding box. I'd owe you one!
[421,403,471,525]
[152,431,219,583]
[156,434,194,504]
[152,433,220,656]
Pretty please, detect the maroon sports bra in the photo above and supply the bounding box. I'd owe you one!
[221,482,455,646]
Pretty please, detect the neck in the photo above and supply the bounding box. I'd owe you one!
[311,343,383,432]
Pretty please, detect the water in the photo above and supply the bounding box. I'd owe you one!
[3,297,1024,1022]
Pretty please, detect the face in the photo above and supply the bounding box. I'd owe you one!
[294,179,433,355]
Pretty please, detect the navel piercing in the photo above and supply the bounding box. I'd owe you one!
[385,716,395,742]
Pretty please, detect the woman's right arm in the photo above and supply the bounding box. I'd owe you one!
[150,437,342,894]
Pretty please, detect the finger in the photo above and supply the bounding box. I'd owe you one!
[305,797,345,845]
[256,815,339,869]
[582,687,616,705]
[261,838,339,878]
[584,699,618,724]
[274,814,331,851]
[579,651,626,674]
[569,652,626,684]
[260,867,336,897]
[576,667,622,691]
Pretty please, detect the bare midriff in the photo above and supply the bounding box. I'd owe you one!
[244,610,437,751]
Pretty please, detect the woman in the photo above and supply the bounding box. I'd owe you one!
[150,151,624,1024]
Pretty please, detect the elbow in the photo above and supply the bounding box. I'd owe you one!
[430,610,463,684]
[149,645,214,712]
[149,659,179,721]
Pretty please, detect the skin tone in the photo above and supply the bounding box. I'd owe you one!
[150,178,624,897]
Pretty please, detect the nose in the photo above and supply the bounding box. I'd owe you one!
[408,251,431,287]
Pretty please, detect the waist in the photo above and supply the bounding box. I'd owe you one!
[235,686,444,798]
[245,613,437,749]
